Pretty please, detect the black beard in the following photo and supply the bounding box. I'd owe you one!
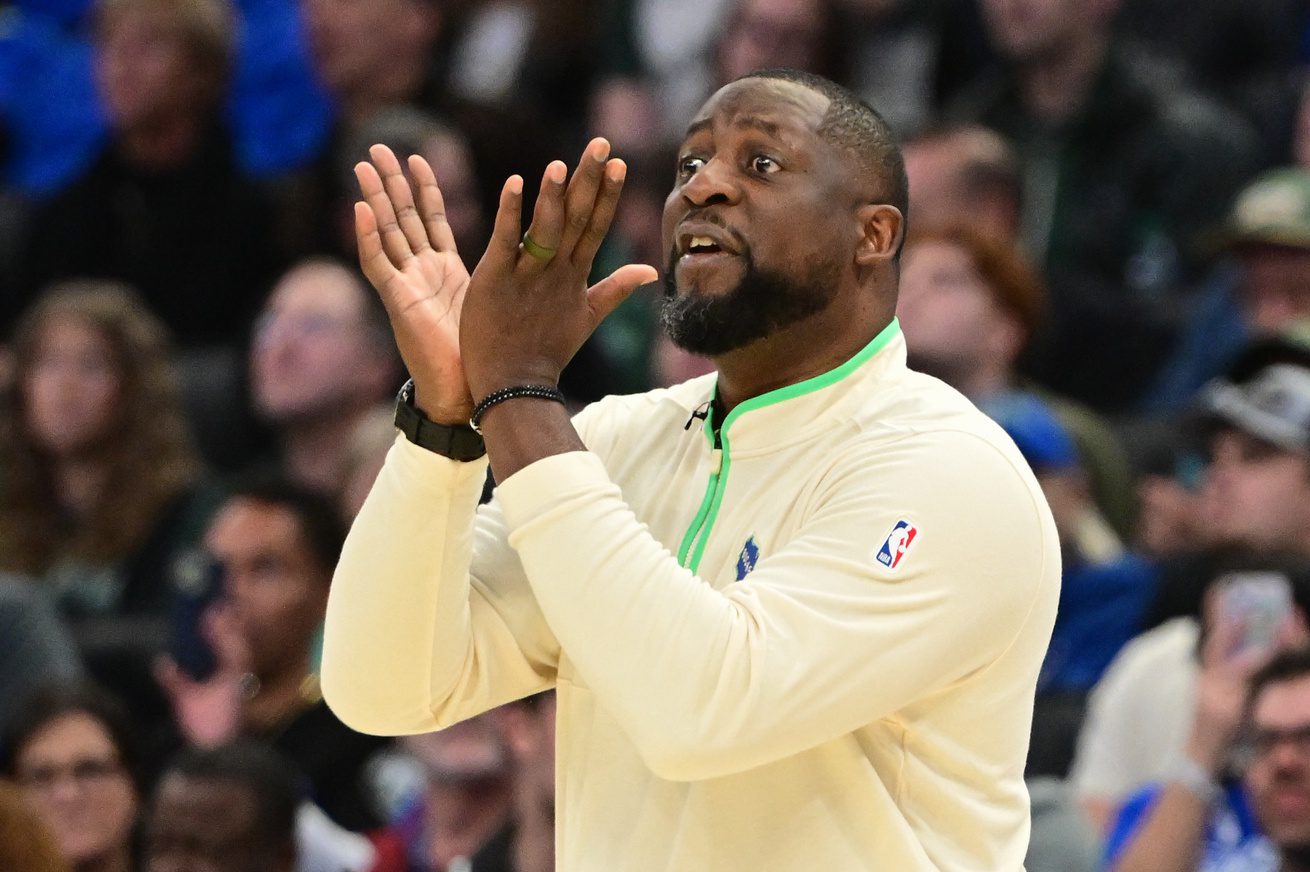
[659,247,841,356]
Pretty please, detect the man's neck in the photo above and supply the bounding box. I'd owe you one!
[712,294,894,419]
[280,406,372,495]
[1016,33,1108,124]
[117,112,206,172]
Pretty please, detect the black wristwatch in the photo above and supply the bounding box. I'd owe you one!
[394,380,486,461]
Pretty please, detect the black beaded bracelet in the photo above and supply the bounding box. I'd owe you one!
[470,384,566,432]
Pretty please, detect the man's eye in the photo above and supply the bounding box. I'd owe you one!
[678,156,705,177]
[751,156,779,174]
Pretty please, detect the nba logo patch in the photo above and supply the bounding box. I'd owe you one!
[736,536,760,581]
[876,520,918,569]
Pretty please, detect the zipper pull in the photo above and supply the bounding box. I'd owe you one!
[710,449,722,475]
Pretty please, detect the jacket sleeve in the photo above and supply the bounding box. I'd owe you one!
[321,435,560,735]
[495,429,1059,781]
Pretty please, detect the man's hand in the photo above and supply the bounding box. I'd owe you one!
[355,144,472,424]
[460,137,658,401]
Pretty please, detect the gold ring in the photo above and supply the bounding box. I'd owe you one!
[521,231,557,261]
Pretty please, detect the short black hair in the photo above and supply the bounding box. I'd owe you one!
[225,477,347,576]
[1,682,143,794]
[160,741,302,852]
[740,68,909,234]
[1248,646,1310,713]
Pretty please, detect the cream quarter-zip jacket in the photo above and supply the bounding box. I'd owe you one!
[323,319,1060,871]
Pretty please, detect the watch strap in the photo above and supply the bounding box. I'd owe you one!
[394,380,486,461]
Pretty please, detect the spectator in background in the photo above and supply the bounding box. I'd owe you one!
[896,225,1136,540]
[18,0,282,347]
[146,742,299,872]
[249,259,401,496]
[1104,641,1310,872]
[391,713,515,871]
[0,781,68,872]
[0,283,217,620]
[1149,357,1310,626]
[494,692,556,872]
[0,574,82,736]
[1071,354,1310,829]
[156,480,390,832]
[2,683,144,872]
[902,125,1022,244]
[953,0,1259,410]
[1148,168,1310,411]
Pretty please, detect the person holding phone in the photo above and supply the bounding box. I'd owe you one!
[1103,577,1308,872]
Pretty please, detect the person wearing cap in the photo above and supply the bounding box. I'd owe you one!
[1146,168,1310,411]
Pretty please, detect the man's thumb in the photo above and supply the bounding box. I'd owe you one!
[586,264,659,324]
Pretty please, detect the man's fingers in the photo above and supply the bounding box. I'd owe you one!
[481,175,526,269]
[354,202,404,303]
[572,158,627,268]
[408,154,459,254]
[519,161,567,271]
[586,263,659,325]
[558,138,611,255]
[355,158,415,267]
[370,144,432,256]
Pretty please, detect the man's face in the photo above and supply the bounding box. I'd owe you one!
[146,774,286,872]
[660,78,862,355]
[897,239,1017,391]
[204,499,329,680]
[1239,246,1310,334]
[251,264,384,424]
[1203,430,1310,553]
[980,0,1102,64]
[1245,675,1310,854]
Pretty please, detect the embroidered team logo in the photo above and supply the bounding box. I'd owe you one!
[736,536,761,581]
[876,520,918,569]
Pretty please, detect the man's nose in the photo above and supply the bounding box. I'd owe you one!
[680,159,739,207]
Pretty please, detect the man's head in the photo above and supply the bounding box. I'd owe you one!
[251,258,399,427]
[980,0,1119,66]
[1243,648,1310,863]
[1220,169,1310,333]
[94,0,235,133]
[1202,364,1310,555]
[203,480,345,682]
[660,69,906,356]
[146,742,299,872]
[902,127,1022,244]
[897,226,1043,397]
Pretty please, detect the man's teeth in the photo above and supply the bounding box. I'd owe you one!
[688,236,719,252]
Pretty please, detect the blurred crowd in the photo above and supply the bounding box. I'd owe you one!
[1,0,1310,869]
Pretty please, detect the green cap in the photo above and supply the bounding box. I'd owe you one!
[1222,168,1310,251]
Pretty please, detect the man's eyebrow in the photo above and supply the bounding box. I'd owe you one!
[681,116,788,141]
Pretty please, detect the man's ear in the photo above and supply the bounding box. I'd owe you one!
[855,204,904,267]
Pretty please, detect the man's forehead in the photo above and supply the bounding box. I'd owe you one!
[685,78,830,139]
